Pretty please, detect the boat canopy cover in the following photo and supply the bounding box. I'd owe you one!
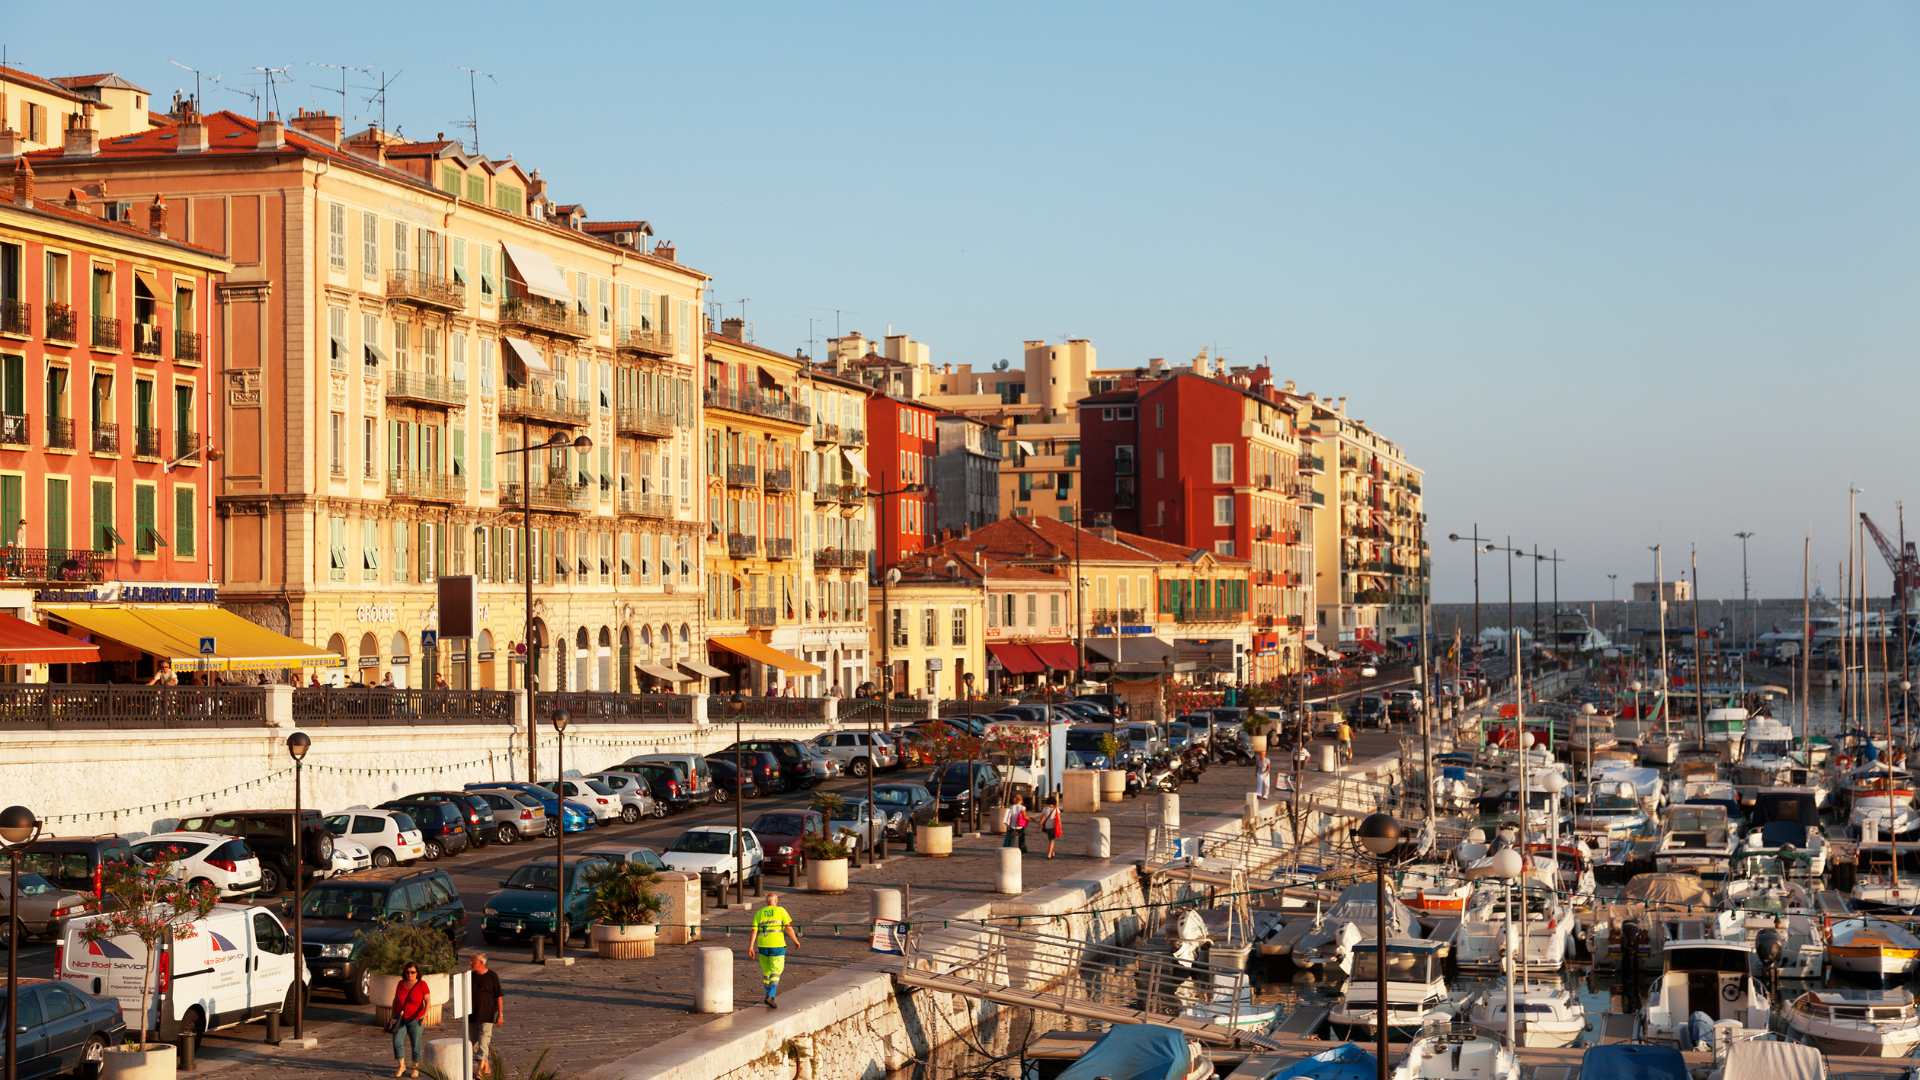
[1759,820,1810,850]
[1056,1025,1190,1080]
[1577,1044,1689,1080]
[1719,1040,1825,1080]
[1268,1043,1378,1080]
[1624,873,1712,908]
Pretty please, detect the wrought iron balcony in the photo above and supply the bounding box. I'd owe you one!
[1092,608,1144,626]
[132,321,162,358]
[812,547,867,570]
[764,537,794,560]
[501,478,589,512]
[386,270,464,311]
[0,414,23,446]
[763,468,793,493]
[745,606,777,628]
[616,327,674,357]
[812,422,840,445]
[500,296,588,339]
[843,428,866,447]
[174,329,202,363]
[386,370,468,408]
[615,402,673,438]
[91,315,121,351]
[702,386,811,426]
[726,533,759,558]
[1174,606,1244,624]
[44,417,73,451]
[133,426,161,458]
[813,482,864,505]
[498,384,590,425]
[174,430,201,460]
[0,299,27,337]
[725,464,759,488]
[388,471,462,502]
[44,304,74,343]
[91,422,119,454]
[0,547,106,585]
[617,491,673,519]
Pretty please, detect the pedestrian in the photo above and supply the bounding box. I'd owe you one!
[467,953,504,1078]
[1039,795,1062,859]
[1016,794,1030,852]
[146,661,176,686]
[387,962,430,1078]
[1000,795,1023,849]
[748,892,801,1008]
[307,672,321,688]
[434,673,450,689]
[1255,754,1271,799]
[1336,716,1353,764]
[380,672,395,688]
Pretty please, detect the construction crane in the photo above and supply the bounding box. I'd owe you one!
[1861,511,1918,616]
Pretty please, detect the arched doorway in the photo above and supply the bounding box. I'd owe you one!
[597,626,613,691]
[618,626,633,693]
[526,619,548,692]
[478,630,496,689]
[659,623,673,664]
[357,631,379,684]
[324,634,346,688]
[388,631,410,688]
[573,627,591,691]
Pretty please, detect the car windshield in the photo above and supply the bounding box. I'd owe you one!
[670,831,734,855]
[303,885,395,920]
[503,864,569,890]
[322,814,353,836]
[12,873,54,896]
[873,789,908,806]
[753,813,814,834]
[583,780,613,795]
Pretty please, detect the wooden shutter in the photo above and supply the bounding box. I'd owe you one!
[45,477,68,552]
[91,481,112,551]
[174,486,195,557]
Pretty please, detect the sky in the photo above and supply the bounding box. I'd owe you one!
[9,2,1917,603]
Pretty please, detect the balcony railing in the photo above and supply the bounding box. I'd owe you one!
[386,369,468,408]
[44,304,74,343]
[0,414,24,446]
[1173,606,1245,624]
[812,547,867,570]
[614,402,673,438]
[133,426,161,458]
[616,327,674,357]
[725,464,759,488]
[530,691,694,725]
[132,321,162,358]
[618,491,673,519]
[814,482,864,505]
[498,384,590,425]
[386,270,464,310]
[45,417,73,451]
[1299,454,1324,473]
[388,471,462,502]
[500,478,589,512]
[844,428,866,447]
[500,295,589,339]
[764,537,794,560]
[292,687,521,726]
[174,430,201,460]
[812,422,840,445]
[0,685,268,731]
[1092,608,1144,626]
[175,329,202,363]
[0,299,27,336]
[0,546,106,585]
[91,423,119,454]
[745,606,777,628]
[763,468,793,493]
[91,315,121,350]
[703,386,811,426]
[727,533,759,558]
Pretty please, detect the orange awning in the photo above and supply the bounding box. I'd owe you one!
[0,614,99,665]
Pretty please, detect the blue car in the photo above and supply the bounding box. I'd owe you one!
[464,781,594,833]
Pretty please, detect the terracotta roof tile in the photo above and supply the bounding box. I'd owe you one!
[53,73,148,93]
[0,65,89,104]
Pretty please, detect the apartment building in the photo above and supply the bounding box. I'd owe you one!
[1304,396,1427,645]
[869,546,983,700]
[27,106,708,690]
[0,71,152,154]
[865,394,934,570]
[794,367,872,694]
[0,165,227,603]
[932,413,1000,535]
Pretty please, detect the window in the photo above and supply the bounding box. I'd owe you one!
[1212,444,1233,484]
[1213,496,1234,526]
[951,607,967,645]
[327,203,346,270]
[479,430,493,489]
[90,480,115,551]
[1115,445,1135,476]
[328,306,347,368]
[0,475,18,545]
[362,313,383,367]
[363,417,377,478]
[1215,541,1236,557]
[452,238,468,289]
[1155,449,1165,480]
[45,476,68,552]
[392,521,410,582]
[1025,593,1037,627]
[173,485,195,558]
[329,412,345,476]
[0,354,22,435]
[133,484,159,555]
[922,607,937,647]
[1116,406,1135,421]
[24,103,45,143]
[360,212,378,278]
[1049,594,1062,628]
[466,174,486,204]
[439,164,460,194]
[43,251,69,310]
[480,247,496,303]
[451,425,465,479]
[1154,402,1164,428]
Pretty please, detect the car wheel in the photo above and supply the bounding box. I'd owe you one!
[649,804,668,819]
[498,825,517,845]
[850,757,871,778]
[371,848,396,868]
[544,820,559,838]
[424,839,445,861]
[81,1033,107,1075]
[712,787,729,805]
[621,806,640,824]
[347,965,371,1005]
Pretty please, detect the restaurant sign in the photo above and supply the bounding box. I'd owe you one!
[35,584,219,604]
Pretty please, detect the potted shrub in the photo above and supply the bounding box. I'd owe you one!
[1244,713,1272,754]
[803,833,852,893]
[84,854,218,1080]
[359,921,456,1027]
[1098,732,1128,801]
[586,860,664,959]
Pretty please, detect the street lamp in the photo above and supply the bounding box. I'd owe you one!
[284,732,311,1040]
[1489,845,1525,1047]
[1734,531,1755,652]
[2,805,41,1080]
[876,566,902,862]
[1446,527,1493,642]
[1356,812,1402,1080]
[550,707,570,961]
[732,695,747,902]
[497,430,593,781]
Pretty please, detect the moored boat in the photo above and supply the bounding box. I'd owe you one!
[1783,987,1920,1058]
[1826,917,1920,981]
[1388,1022,1519,1080]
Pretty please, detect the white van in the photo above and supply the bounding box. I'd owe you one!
[59,903,302,1044]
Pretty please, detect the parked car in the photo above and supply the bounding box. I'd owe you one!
[299,866,466,1003]
[749,811,820,876]
[0,872,95,947]
[1351,695,1386,727]
[800,743,841,780]
[463,789,549,843]
[461,781,593,833]
[715,739,823,790]
[581,771,661,822]
[539,778,621,824]
[320,808,427,867]
[809,731,898,777]
[928,762,1003,823]
[826,799,881,861]
[659,826,764,892]
[625,762,695,814]
[578,846,667,871]
[170,809,335,895]
[622,753,716,805]
[481,855,610,945]
[323,838,373,878]
[398,791,493,850]
[129,832,264,899]
[704,750,783,796]
[871,783,937,839]
[0,977,125,1078]
[704,756,761,800]
[1072,693,1124,718]
[11,835,135,903]
[1388,689,1424,723]
[377,800,470,859]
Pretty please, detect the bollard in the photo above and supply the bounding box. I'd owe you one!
[1088,816,1111,859]
[872,887,903,923]
[997,847,1022,894]
[1319,743,1337,773]
[1159,792,1180,830]
[1244,793,1260,828]
[693,947,734,1013]
[1146,824,1160,857]
[425,1038,464,1078]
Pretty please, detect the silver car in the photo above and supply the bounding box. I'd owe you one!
[467,787,551,842]
[587,771,665,822]
[824,798,883,862]
[810,731,898,777]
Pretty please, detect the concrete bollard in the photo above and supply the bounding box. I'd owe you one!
[425,1038,464,1078]
[693,947,734,1014]
[997,847,1022,894]
[1320,743,1337,772]
[1146,825,1160,856]
[1089,816,1111,859]
[1244,792,1260,827]
[871,886,903,923]
[1158,792,1180,830]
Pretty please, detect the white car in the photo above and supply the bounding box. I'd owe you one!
[128,831,263,898]
[543,778,621,823]
[1361,666,1379,678]
[321,808,428,867]
[588,771,665,822]
[321,838,373,878]
[660,826,764,891]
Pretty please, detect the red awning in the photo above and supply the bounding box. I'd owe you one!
[1357,639,1388,655]
[1028,642,1080,672]
[987,642,1045,675]
[0,614,100,665]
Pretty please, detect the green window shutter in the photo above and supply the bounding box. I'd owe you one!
[2,355,21,416]
[0,475,20,544]
[134,486,156,554]
[174,486,195,558]
[418,522,430,580]
[91,481,113,551]
[451,425,466,478]
[45,477,68,553]
[479,431,493,488]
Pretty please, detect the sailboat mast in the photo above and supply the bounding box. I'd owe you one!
[1801,535,1812,752]
[1655,544,1670,742]
[1692,545,1706,746]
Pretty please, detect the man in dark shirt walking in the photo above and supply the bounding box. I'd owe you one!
[468,953,505,1078]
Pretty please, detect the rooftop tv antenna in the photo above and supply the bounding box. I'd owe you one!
[456,66,496,155]
[309,63,370,120]
[221,82,261,116]
[352,69,403,132]
[168,58,220,112]
[251,66,291,119]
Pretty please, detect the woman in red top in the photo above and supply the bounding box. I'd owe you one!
[389,963,430,1077]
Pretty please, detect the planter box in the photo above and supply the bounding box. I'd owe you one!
[808,857,849,893]
[915,822,953,857]
[371,972,449,1027]
[1249,733,1268,754]
[102,1044,176,1080]
[592,922,657,959]
[1100,769,1127,801]
[1062,769,1100,813]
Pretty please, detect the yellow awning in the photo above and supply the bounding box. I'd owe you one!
[40,604,345,672]
[708,635,822,677]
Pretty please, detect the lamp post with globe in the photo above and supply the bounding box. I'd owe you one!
[285,732,311,1039]
[551,707,571,960]
[2,805,41,1080]
[1489,845,1526,1047]
[1357,812,1402,1080]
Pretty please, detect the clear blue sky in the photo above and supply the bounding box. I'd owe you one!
[13,2,1916,603]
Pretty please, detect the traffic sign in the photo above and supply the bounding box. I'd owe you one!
[422,629,439,650]
[198,636,216,656]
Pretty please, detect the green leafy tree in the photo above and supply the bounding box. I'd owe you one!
[585,860,664,926]
[81,855,218,1049]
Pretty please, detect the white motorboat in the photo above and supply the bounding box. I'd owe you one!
[1466,980,1586,1048]
[1703,706,1750,758]
[1783,987,1920,1058]
[1738,789,1828,878]
[1180,973,1280,1032]
[1826,917,1920,981]
[1568,714,1617,756]
[1397,863,1472,920]
[1710,1039,1829,1080]
[1637,939,1771,1049]
[1389,1022,1520,1080]
[1292,881,1416,973]
[1653,803,1736,880]
[1326,939,1455,1040]
[1844,760,1916,808]
[1852,803,1920,841]
[1850,844,1920,914]
[1571,781,1652,846]
[1451,877,1572,973]
[1720,876,1824,979]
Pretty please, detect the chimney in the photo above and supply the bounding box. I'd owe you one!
[653,241,676,263]
[256,112,285,150]
[527,168,548,206]
[721,317,745,339]
[289,108,342,145]
[10,157,31,207]
[63,107,99,158]
[343,128,384,164]
[147,194,167,238]
[177,108,207,153]
[0,126,20,164]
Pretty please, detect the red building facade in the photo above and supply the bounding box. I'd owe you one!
[864,394,935,571]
